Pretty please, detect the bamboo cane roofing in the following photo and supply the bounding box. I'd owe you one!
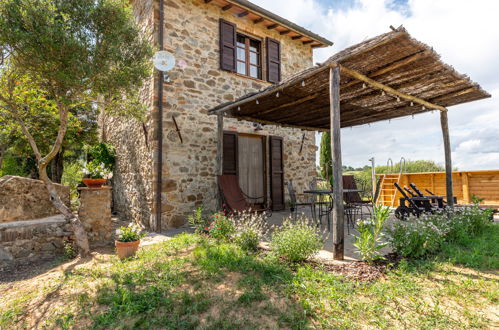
[208,27,491,131]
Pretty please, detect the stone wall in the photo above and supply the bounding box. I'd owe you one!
[0,215,71,265]
[0,176,70,223]
[102,0,156,228]
[78,187,113,245]
[154,0,317,228]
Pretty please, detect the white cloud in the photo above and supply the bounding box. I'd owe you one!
[252,0,499,170]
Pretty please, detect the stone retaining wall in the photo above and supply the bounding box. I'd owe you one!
[0,176,70,223]
[78,187,113,245]
[0,215,71,265]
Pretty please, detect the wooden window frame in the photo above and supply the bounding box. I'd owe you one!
[236,33,262,80]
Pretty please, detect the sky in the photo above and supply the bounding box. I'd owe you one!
[251,0,499,170]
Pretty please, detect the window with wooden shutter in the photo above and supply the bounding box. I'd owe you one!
[266,38,281,83]
[219,19,237,72]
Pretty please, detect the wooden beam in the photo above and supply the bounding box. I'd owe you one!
[291,35,302,40]
[248,91,324,117]
[340,65,448,112]
[216,114,224,208]
[341,50,432,90]
[302,40,314,45]
[462,172,470,204]
[330,65,344,260]
[267,24,278,30]
[204,0,212,3]
[231,115,328,132]
[238,11,249,17]
[280,30,291,35]
[253,17,264,24]
[311,44,322,48]
[222,4,233,11]
[440,110,454,207]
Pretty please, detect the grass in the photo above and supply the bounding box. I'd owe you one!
[1,225,498,329]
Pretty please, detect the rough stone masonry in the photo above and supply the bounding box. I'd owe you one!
[104,0,318,230]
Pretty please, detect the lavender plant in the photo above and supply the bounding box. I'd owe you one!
[230,211,271,251]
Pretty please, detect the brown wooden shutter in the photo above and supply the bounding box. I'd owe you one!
[269,136,284,210]
[223,131,238,175]
[219,19,237,72]
[266,38,281,83]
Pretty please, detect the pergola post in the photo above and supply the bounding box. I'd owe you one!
[329,65,344,260]
[216,114,224,209]
[440,110,454,207]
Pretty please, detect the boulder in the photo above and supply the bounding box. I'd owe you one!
[0,176,70,222]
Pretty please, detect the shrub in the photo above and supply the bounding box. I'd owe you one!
[86,143,116,170]
[387,206,492,258]
[208,213,235,241]
[353,206,390,262]
[270,215,324,262]
[63,240,78,259]
[188,207,210,234]
[61,161,85,210]
[116,223,146,242]
[231,211,270,251]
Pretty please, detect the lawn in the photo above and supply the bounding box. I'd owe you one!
[1,224,498,329]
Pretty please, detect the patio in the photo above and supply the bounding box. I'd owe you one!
[209,26,490,259]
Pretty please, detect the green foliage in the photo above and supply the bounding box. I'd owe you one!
[319,132,332,180]
[115,223,146,242]
[231,211,270,252]
[187,207,210,234]
[63,241,78,260]
[208,213,235,241]
[0,153,31,177]
[86,143,116,171]
[387,206,493,258]
[471,194,485,205]
[353,206,390,262]
[376,159,445,174]
[61,161,85,209]
[270,216,324,262]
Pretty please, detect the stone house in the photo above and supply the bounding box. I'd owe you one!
[103,0,333,230]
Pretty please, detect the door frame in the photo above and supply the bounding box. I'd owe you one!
[223,131,268,206]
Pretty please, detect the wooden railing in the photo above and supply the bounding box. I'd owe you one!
[376,170,499,208]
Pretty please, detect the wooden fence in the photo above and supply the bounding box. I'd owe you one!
[376,170,499,208]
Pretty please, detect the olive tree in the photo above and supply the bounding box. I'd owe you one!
[0,0,153,256]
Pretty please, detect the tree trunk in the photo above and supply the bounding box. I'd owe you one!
[39,162,90,257]
[50,149,64,183]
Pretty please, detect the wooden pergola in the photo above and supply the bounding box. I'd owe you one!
[208,27,490,260]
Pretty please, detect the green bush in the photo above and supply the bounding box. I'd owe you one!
[270,216,323,262]
[208,213,235,241]
[188,207,211,234]
[61,161,85,209]
[387,206,492,258]
[86,143,116,170]
[353,206,390,262]
[231,211,270,251]
[116,223,146,242]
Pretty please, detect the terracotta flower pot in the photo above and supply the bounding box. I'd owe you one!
[115,240,140,259]
[82,178,107,188]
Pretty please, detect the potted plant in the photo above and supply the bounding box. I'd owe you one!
[82,161,113,188]
[115,223,146,259]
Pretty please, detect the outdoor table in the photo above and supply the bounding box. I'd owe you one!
[304,189,363,231]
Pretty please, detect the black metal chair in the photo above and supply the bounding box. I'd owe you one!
[287,180,312,218]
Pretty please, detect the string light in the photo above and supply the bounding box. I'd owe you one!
[396,97,400,102]
[237,106,241,111]
[256,99,259,105]
[422,106,426,110]
[362,83,366,89]
[276,91,279,97]
[381,91,385,96]
[410,102,414,106]
[301,80,305,87]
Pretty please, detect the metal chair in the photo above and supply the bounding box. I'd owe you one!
[287,180,312,218]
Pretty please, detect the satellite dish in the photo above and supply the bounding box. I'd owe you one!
[153,51,176,72]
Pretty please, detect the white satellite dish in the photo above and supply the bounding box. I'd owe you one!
[153,51,176,72]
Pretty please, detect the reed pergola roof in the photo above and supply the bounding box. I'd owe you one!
[209,27,490,131]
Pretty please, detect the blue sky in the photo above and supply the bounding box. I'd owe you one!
[251,0,499,170]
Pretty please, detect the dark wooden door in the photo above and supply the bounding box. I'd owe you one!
[269,136,284,210]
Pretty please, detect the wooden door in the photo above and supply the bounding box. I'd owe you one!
[238,135,265,204]
[269,136,284,210]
